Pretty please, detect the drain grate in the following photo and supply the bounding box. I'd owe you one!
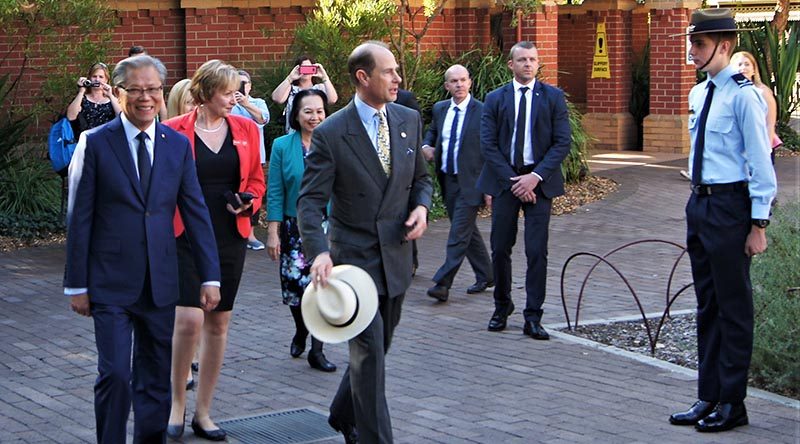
[218,407,338,443]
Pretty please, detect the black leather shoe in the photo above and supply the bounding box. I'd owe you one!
[166,410,185,440]
[290,335,306,358]
[308,352,337,372]
[427,285,449,302]
[185,377,195,391]
[328,417,359,444]
[695,402,748,432]
[487,302,514,331]
[467,280,494,294]
[191,416,227,441]
[522,320,550,340]
[669,400,717,425]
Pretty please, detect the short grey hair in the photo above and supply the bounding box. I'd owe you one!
[112,55,167,87]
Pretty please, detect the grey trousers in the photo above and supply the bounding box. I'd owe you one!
[329,293,405,444]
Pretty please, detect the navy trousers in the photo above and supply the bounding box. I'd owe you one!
[91,281,175,444]
[490,188,552,322]
[686,188,753,403]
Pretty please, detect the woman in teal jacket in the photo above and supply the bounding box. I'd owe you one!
[266,89,335,372]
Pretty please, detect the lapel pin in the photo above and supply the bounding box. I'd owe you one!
[406,147,414,155]
[161,133,166,139]
[400,131,407,139]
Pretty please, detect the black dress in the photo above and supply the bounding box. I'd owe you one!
[70,96,116,135]
[177,130,247,311]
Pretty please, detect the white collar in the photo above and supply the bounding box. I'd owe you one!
[120,113,156,142]
[512,78,536,92]
[450,94,471,111]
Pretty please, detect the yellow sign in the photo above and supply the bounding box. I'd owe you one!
[592,22,611,79]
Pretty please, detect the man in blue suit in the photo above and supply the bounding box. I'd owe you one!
[64,55,221,444]
[478,41,571,340]
[422,64,493,302]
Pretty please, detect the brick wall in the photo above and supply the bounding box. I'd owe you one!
[558,13,593,106]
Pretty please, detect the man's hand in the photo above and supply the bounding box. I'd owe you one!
[70,293,91,317]
[405,205,428,241]
[421,145,435,162]
[199,285,221,312]
[510,174,539,203]
[745,226,768,257]
[310,252,333,288]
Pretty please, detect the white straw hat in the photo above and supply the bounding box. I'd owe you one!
[301,265,379,344]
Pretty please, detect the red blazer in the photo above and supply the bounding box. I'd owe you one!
[164,109,266,238]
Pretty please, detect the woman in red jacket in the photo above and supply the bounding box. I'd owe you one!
[163,60,265,441]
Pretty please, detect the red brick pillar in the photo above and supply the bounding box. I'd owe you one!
[519,0,559,84]
[643,1,701,153]
[582,5,637,151]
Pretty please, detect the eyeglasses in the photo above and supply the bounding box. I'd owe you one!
[119,85,163,98]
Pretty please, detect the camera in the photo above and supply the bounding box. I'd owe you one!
[299,65,317,75]
[81,79,101,88]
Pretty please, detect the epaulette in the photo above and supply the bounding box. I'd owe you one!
[731,73,753,88]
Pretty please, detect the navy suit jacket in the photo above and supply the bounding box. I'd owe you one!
[477,81,571,199]
[423,98,485,206]
[64,116,220,307]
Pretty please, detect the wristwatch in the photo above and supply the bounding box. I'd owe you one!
[751,219,769,228]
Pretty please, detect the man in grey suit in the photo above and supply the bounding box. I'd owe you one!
[422,65,493,302]
[297,41,433,444]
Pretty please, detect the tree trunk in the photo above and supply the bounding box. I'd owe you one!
[771,0,789,35]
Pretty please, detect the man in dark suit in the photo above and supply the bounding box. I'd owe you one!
[64,55,221,444]
[297,41,433,444]
[478,41,571,340]
[422,64,493,302]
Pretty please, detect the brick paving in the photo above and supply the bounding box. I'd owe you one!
[1,152,798,443]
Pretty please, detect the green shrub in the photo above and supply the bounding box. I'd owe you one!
[750,199,800,398]
[777,122,800,152]
[0,154,62,216]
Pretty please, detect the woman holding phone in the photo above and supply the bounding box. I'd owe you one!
[271,55,338,133]
[163,60,265,441]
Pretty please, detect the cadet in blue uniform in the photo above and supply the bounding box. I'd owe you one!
[668,9,777,433]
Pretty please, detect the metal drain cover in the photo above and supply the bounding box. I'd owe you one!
[217,407,338,443]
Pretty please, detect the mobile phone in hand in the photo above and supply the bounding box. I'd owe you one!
[299,65,317,75]
[223,190,240,207]
[238,192,255,203]
[238,81,246,95]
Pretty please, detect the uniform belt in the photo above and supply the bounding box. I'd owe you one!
[690,181,747,196]
[514,164,535,175]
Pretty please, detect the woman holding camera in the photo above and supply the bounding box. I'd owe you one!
[163,60,265,441]
[66,62,121,135]
[266,89,335,372]
[271,55,338,133]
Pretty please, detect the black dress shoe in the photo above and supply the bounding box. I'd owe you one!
[427,285,449,302]
[522,320,550,340]
[290,335,306,358]
[191,416,227,441]
[467,280,494,294]
[487,302,515,331]
[185,377,195,391]
[669,400,717,425]
[695,402,748,432]
[308,352,337,372]
[328,417,359,444]
[166,410,185,440]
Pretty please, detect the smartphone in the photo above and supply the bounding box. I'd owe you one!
[223,190,240,207]
[299,65,317,75]
[238,192,255,203]
[238,80,246,95]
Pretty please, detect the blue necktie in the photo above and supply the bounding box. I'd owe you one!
[136,132,152,198]
[691,82,715,186]
[446,107,460,174]
[514,87,529,170]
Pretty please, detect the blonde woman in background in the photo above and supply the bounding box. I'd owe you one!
[731,51,781,162]
[167,78,195,118]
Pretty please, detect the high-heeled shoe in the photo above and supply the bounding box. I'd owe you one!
[191,416,227,441]
[308,352,337,372]
[166,410,185,440]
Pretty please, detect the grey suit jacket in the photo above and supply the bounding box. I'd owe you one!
[297,100,433,297]
[423,97,485,206]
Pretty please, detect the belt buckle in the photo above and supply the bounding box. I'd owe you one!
[691,184,709,195]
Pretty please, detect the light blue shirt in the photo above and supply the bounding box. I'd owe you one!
[687,64,777,219]
[354,94,385,153]
[232,96,270,163]
[440,94,471,174]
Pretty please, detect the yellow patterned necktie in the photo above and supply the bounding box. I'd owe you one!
[376,111,391,175]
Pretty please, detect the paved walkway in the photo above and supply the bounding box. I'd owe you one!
[1,152,798,443]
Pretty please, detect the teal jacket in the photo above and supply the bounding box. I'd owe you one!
[267,131,306,221]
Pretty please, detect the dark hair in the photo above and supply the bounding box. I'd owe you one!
[238,69,251,81]
[291,55,314,86]
[348,41,388,86]
[128,45,146,57]
[509,41,537,59]
[289,89,329,132]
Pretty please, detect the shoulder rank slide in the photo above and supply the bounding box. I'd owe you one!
[731,73,753,88]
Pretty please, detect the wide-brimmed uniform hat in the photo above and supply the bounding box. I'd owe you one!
[670,8,754,37]
[301,265,379,344]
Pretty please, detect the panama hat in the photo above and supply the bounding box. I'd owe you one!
[670,8,754,37]
[301,265,379,344]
